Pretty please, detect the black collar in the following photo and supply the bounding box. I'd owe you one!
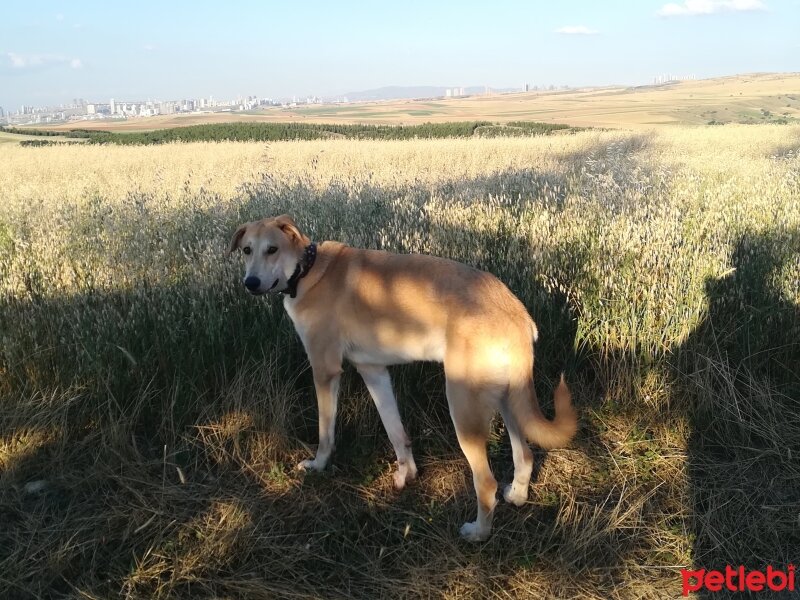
[281,242,317,298]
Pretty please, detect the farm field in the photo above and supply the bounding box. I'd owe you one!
[1,125,799,598]
[0,131,48,145]
[0,130,87,145]
[29,72,800,133]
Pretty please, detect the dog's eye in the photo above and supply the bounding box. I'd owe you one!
[267,246,278,255]
[242,247,252,255]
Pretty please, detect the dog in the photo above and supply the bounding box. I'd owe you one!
[230,214,577,541]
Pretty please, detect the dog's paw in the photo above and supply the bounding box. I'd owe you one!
[392,459,418,490]
[503,483,528,506]
[296,458,325,472]
[459,521,491,543]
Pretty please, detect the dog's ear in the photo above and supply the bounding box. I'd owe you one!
[229,223,248,254]
[275,214,302,243]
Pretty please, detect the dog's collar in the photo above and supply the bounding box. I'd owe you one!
[281,242,317,298]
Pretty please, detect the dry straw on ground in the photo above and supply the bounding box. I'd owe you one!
[1,125,798,598]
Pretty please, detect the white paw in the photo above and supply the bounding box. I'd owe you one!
[296,458,325,472]
[503,483,528,506]
[393,470,407,490]
[392,460,418,490]
[459,521,491,542]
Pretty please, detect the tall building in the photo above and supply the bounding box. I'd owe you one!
[110,98,116,114]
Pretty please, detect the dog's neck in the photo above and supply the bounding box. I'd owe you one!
[281,241,346,303]
[280,242,317,299]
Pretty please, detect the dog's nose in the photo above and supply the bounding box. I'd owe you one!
[244,276,261,291]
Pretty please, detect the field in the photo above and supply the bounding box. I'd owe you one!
[30,72,800,133]
[0,131,86,146]
[1,125,799,598]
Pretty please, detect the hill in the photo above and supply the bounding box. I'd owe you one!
[27,72,800,133]
[337,85,518,102]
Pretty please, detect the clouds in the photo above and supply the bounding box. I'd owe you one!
[555,25,599,35]
[6,52,84,71]
[555,0,765,38]
[558,0,766,33]
[657,0,767,17]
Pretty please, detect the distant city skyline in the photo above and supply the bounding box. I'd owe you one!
[1,0,798,110]
[0,85,572,126]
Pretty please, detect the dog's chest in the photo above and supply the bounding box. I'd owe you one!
[283,297,310,346]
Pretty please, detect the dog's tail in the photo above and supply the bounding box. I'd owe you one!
[507,372,578,450]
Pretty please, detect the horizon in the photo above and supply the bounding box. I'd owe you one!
[2,0,799,110]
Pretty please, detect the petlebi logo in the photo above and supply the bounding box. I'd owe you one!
[681,565,796,596]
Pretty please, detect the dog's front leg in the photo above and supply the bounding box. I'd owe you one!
[355,363,417,490]
[298,370,341,472]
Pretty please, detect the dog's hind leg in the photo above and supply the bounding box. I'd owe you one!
[355,363,417,489]
[500,402,533,506]
[445,377,498,542]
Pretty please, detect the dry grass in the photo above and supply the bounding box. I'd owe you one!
[1,125,799,599]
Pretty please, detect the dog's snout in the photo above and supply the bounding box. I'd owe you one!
[244,276,261,291]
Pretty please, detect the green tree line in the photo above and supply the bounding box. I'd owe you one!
[3,121,578,145]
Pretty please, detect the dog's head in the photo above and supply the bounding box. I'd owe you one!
[229,215,310,295]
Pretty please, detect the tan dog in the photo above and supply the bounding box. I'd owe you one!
[230,215,577,541]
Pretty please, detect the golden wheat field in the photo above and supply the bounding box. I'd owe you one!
[1,126,799,599]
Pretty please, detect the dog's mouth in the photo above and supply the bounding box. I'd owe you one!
[247,279,280,296]
[246,278,280,296]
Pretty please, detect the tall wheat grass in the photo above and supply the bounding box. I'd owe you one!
[0,126,798,599]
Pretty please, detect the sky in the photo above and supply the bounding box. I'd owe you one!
[1,0,798,109]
